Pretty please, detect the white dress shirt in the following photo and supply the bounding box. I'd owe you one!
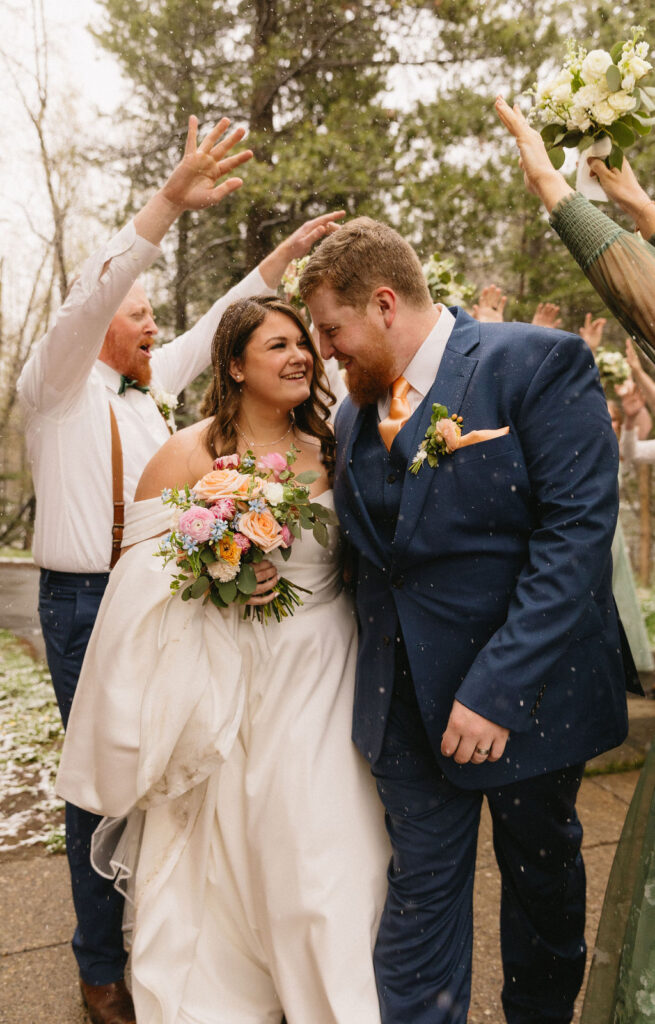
[621,426,655,465]
[18,221,273,573]
[377,305,456,421]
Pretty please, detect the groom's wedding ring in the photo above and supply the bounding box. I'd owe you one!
[475,746,491,756]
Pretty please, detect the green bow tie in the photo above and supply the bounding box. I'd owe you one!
[118,376,150,396]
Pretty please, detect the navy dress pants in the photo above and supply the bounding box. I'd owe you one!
[371,645,586,1024]
[39,569,127,985]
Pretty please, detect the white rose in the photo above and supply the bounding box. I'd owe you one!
[552,80,573,104]
[621,55,652,81]
[581,49,613,84]
[262,481,284,506]
[567,113,592,132]
[592,99,617,125]
[607,90,637,115]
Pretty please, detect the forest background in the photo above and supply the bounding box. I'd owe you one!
[1,0,655,568]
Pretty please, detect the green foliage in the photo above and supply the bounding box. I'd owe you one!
[92,0,655,413]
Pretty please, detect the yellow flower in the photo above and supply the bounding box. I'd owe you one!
[218,537,241,566]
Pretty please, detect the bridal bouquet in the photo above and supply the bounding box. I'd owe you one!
[595,347,631,399]
[528,27,655,188]
[421,253,475,308]
[281,256,310,311]
[156,446,336,622]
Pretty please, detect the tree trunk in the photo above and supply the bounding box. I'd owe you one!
[245,0,278,269]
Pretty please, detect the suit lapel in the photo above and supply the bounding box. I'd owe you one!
[335,400,388,568]
[393,310,480,556]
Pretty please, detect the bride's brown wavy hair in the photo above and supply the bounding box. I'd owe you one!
[201,296,336,482]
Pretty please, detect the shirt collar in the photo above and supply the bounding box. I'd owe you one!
[402,304,456,398]
[95,360,123,394]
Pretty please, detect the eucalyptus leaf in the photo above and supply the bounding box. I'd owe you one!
[236,562,257,595]
[541,123,566,145]
[288,520,302,539]
[279,546,292,561]
[560,131,583,148]
[608,144,624,170]
[605,64,622,93]
[200,549,217,565]
[607,121,634,149]
[548,147,565,170]
[610,41,625,64]
[190,575,211,598]
[313,521,329,547]
[209,588,227,609]
[294,470,320,484]
[218,580,238,603]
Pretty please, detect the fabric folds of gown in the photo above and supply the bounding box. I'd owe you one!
[57,494,389,1024]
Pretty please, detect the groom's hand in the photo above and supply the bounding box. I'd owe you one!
[441,700,509,765]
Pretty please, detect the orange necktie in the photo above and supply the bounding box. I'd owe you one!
[378,376,411,451]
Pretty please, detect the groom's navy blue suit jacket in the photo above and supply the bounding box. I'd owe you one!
[334,308,636,789]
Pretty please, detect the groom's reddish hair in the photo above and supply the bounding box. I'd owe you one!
[298,216,431,311]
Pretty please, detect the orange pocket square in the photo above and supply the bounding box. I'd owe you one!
[455,426,510,450]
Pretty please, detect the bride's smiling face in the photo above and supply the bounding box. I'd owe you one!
[230,311,314,409]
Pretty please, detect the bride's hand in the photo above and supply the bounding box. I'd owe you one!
[494,96,574,213]
[246,559,279,606]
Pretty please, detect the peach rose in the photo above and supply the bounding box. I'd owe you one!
[238,508,285,554]
[193,469,254,501]
[435,418,462,452]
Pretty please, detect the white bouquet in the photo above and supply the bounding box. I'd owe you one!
[421,253,475,307]
[529,27,655,199]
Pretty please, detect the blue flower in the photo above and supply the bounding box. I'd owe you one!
[241,455,255,469]
[232,512,243,531]
[181,534,199,554]
[161,488,173,502]
[248,498,266,513]
[210,519,227,541]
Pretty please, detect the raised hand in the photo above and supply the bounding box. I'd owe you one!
[587,154,653,226]
[258,211,346,288]
[472,284,507,323]
[160,116,253,212]
[578,313,606,353]
[441,699,509,765]
[532,302,562,329]
[494,96,574,212]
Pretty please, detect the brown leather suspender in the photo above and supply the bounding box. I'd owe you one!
[109,404,124,568]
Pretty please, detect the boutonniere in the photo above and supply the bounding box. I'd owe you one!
[410,404,463,475]
[409,403,510,475]
[151,388,179,434]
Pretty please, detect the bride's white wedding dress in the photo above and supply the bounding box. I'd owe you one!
[57,493,389,1024]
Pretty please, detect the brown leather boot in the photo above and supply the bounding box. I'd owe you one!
[80,979,136,1024]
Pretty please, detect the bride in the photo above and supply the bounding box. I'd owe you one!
[57,295,389,1024]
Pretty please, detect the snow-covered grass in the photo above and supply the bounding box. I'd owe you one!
[0,629,64,852]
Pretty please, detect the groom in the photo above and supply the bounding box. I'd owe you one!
[300,217,637,1023]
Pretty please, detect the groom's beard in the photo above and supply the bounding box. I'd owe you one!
[342,339,395,408]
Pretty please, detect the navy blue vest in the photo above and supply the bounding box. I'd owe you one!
[351,406,407,549]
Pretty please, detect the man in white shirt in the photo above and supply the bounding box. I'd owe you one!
[18,114,342,1024]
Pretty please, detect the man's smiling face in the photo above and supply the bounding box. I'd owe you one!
[307,285,395,406]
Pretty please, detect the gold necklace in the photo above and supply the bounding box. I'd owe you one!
[234,418,294,448]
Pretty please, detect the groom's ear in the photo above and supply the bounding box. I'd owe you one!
[370,287,397,328]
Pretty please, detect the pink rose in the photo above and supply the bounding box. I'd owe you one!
[233,532,252,553]
[213,454,240,470]
[211,497,236,520]
[435,418,462,452]
[280,524,294,548]
[178,505,215,543]
[238,508,285,554]
[257,452,289,480]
